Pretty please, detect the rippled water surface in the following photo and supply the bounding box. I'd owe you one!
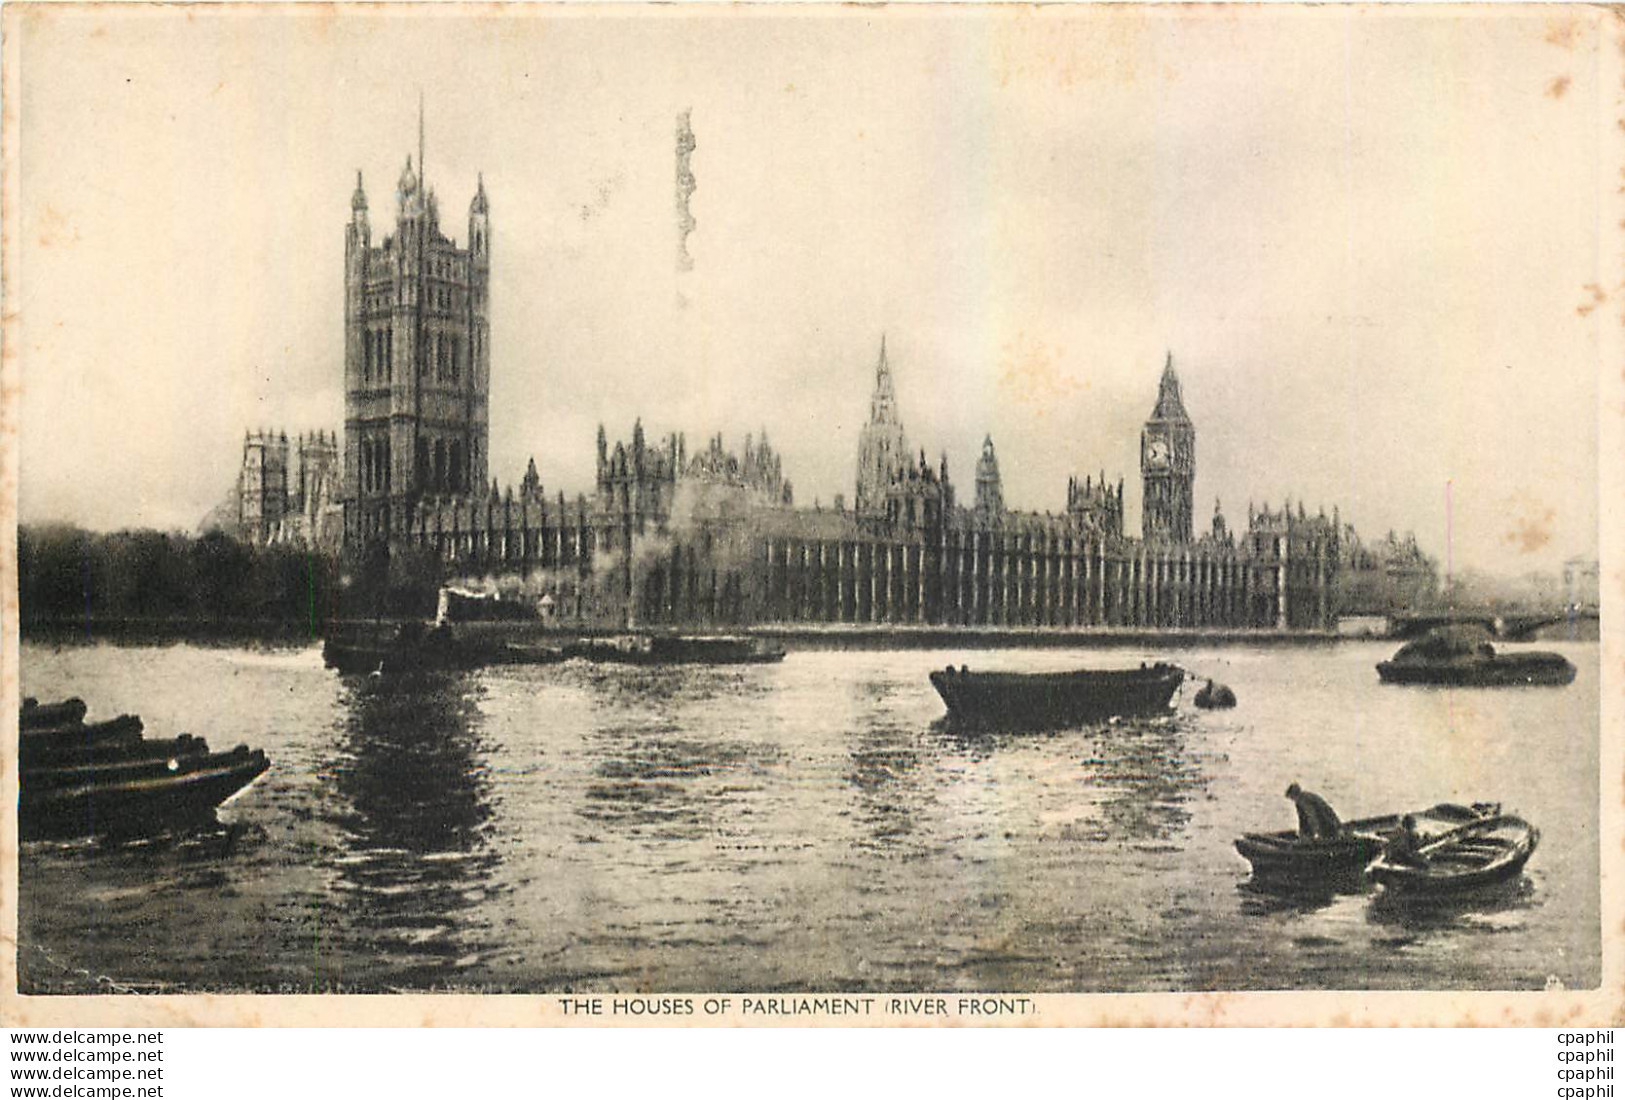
[18,638,1600,993]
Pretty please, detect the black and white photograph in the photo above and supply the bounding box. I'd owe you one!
[5,4,1618,1025]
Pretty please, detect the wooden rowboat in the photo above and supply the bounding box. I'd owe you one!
[1367,814,1539,895]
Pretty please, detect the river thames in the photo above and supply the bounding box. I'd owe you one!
[17,637,1599,993]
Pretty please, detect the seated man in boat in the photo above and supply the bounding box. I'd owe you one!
[1284,782,1343,839]
[1384,815,1430,867]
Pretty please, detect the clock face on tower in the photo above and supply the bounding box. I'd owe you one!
[1146,438,1170,469]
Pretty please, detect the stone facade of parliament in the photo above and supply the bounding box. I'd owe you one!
[227,131,1437,630]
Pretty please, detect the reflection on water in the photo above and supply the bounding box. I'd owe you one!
[581,732,773,843]
[16,639,1603,993]
[1236,874,1367,918]
[323,675,503,986]
[847,677,933,859]
[1366,875,1538,932]
[1079,716,1208,846]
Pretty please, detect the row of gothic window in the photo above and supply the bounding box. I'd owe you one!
[415,436,473,494]
[361,438,392,494]
[431,332,462,384]
[360,328,469,385]
[363,328,394,384]
[361,435,477,496]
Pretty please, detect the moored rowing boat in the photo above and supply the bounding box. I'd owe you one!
[1235,802,1500,880]
[1366,814,1539,894]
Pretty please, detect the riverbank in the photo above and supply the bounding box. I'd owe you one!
[21,616,1339,650]
[743,624,1339,649]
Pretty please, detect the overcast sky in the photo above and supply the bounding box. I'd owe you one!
[16,7,1607,575]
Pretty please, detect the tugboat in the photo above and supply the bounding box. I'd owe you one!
[929,662,1184,731]
[322,622,565,675]
[1376,628,1575,686]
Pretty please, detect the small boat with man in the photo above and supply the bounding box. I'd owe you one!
[1375,628,1575,687]
[1235,787,1503,882]
[929,662,1184,731]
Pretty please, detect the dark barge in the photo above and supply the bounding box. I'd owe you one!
[929,662,1184,731]
[1376,631,1575,687]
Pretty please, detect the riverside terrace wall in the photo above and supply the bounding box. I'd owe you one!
[741,531,1330,631]
[401,494,1337,632]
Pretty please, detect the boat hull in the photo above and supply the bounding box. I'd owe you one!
[20,698,88,730]
[1375,636,1575,686]
[1367,815,1538,895]
[1376,656,1575,686]
[20,714,145,747]
[1235,802,1499,880]
[565,636,787,665]
[929,664,1183,730]
[22,745,226,791]
[20,734,211,769]
[323,636,566,675]
[20,748,270,841]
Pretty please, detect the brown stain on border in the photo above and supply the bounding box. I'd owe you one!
[997,333,1084,417]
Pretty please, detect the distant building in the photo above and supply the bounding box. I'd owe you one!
[205,429,341,549]
[238,430,289,542]
[1335,526,1439,614]
[396,349,1348,631]
[281,123,1395,632]
[1563,556,1599,611]
[1141,353,1196,544]
[342,109,491,547]
[853,336,908,518]
[592,420,794,551]
[1066,474,1125,539]
[882,449,954,533]
[1243,499,1342,629]
[974,436,1004,522]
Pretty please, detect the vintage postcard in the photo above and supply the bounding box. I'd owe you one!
[2,3,1619,1027]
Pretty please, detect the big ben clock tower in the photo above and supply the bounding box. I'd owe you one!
[1141,352,1195,543]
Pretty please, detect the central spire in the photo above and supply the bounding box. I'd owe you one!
[870,334,898,422]
[1152,350,1189,421]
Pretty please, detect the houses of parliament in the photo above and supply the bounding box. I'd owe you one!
[220,124,1437,631]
